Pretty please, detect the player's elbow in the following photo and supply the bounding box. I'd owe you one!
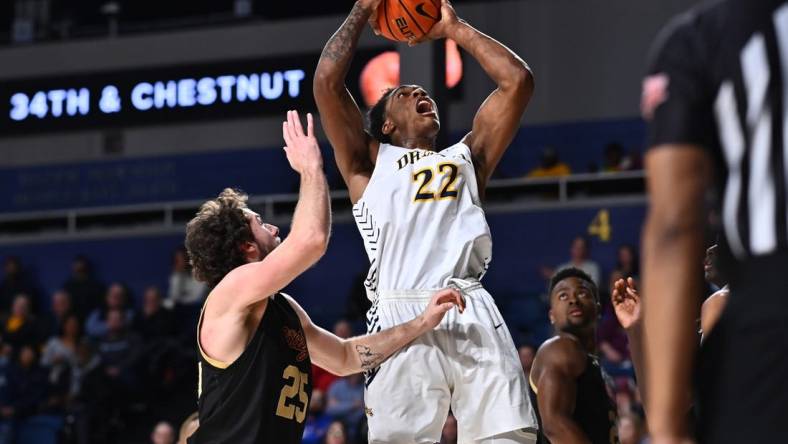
[292,229,329,264]
[313,67,344,96]
[303,230,330,259]
[541,416,577,442]
[501,60,534,97]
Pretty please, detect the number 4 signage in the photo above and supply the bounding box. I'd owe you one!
[588,209,611,242]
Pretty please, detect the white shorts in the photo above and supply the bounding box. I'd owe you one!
[364,279,538,444]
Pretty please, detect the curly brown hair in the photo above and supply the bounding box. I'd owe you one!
[185,188,254,288]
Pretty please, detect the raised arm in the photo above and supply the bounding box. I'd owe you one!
[532,338,590,444]
[313,1,381,203]
[285,289,464,376]
[611,277,649,409]
[642,146,710,441]
[222,111,330,310]
[420,0,533,191]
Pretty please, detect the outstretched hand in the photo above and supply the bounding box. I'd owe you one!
[611,277,641,330]
[422,288,465,329]
[282,110,323,174]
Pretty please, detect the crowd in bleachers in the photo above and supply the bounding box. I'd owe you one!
[0,230,665,444]
[0,252,202,444]
[526,142,642,178]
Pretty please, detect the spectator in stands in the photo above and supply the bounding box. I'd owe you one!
[528,147,572,178]
[541,236,602,285]
[3,345,49,420]
[0,257,37,314]
[303,389,332,444]
[67,339,102,443]
[332,320,352,340]
[138,285,183,397]
[518,344,536,378]
[602,142,628,172]
[614,244,640,281]
[43,290,73,338]
[138,286,175,342]
[440,413,458,444]
[41,314,83,400]
[312,320,353,392]
[62,255,105,317]
[324,420,348,444]
[94,307,143,431]
[151,421,176,444]
[2,294,43,350]
[325,373,364,438]
[165,247,206,309]
[618,413,647,444]
[85,282,135,338]
[165,247,206,335]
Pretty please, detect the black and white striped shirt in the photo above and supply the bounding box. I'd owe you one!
[646,0,788,263]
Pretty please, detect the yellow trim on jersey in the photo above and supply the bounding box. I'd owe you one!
[529,373,538,395]
[196,293,230,370]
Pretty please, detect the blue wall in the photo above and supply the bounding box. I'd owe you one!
[0,118,645,213]
[0,205,645,331]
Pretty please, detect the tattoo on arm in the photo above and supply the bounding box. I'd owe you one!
[355,344,384,371]
[320,3,368,62]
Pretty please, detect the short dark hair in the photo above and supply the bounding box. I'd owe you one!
[185,188,254,288]
[367,88,395,144]
[549,267,599,303]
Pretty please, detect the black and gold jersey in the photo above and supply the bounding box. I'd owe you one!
[188,293,312,444]
[528,354,618,444]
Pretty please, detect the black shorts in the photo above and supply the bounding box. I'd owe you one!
[696,253,788,444]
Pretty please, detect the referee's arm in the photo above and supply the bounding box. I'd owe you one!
[642,145,710,440]
[641,14,714,443]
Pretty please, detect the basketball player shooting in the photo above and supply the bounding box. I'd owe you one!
[314,1,538,443]
[184,110,464,444]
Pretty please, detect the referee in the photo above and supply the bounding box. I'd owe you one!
[642,1,788,443]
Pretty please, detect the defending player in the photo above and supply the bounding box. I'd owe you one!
[314,1,537,442]
[528,268,619,444]
[184,110,464,443]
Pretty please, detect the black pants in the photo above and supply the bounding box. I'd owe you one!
[697,254,788,444]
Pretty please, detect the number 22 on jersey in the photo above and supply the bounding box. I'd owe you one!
[275,365,309,423]
[412,162,461,202]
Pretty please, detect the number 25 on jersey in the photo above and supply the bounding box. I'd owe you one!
[275,365,309,423]
[413,162,461,202]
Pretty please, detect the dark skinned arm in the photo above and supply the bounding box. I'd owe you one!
[415,0,533,193]
[642,146,711,442]
[313,0,380,203]
[533,337,591,444]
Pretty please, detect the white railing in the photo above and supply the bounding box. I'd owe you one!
[0,171,646,244]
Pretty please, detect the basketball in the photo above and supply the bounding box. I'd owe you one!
[375,0,441,42]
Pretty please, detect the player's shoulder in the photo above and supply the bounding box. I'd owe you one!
[439,139,474,163]
[702,287,729,314]
[534,335,587,375]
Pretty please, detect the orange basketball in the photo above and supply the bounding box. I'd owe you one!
[375,0,441,42]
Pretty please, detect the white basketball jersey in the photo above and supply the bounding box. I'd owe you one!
[353,141,492,299]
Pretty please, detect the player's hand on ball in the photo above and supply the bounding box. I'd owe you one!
[611,277,641,330]
[408,0,459,46]
[357,0,384,35]
[422,288,465,329]
[282,110,323,174]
